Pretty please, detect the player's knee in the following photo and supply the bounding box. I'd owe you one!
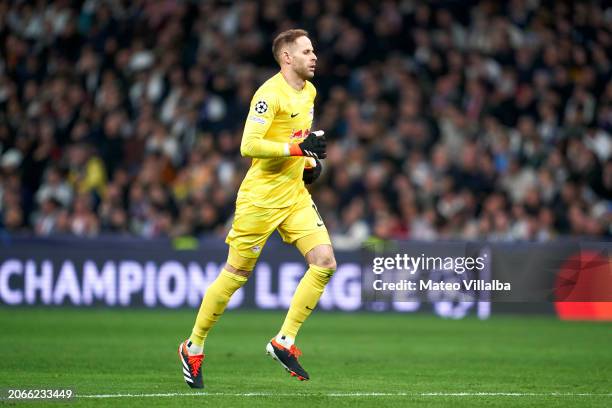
[314,253,336,271]
[306,245,337,271]
[224,262,253,278]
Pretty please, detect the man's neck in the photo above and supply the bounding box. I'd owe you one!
[280,69,305,91]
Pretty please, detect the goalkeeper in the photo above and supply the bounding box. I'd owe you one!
[178,29,335,388]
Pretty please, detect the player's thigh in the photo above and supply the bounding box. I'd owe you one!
[225,199,284,261]
[277,197,332,258]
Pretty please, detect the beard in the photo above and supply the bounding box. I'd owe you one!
[295,63,314,80]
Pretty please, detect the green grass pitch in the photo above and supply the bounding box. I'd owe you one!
[0,308,611,407]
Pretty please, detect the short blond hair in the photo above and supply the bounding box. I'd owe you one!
[272,29,309,64]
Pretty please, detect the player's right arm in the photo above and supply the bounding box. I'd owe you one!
[240,92,327,159]
[240,92,288,158]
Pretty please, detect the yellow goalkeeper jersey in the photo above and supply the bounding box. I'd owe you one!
[238,72,317,208]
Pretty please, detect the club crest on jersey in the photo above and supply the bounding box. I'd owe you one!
[251,245,261,254]
[254,100,268,114]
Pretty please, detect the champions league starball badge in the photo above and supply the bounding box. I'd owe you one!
[254,100,268,114]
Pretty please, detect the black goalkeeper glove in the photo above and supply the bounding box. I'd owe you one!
[290,130,327,159]
[303,158,322,184]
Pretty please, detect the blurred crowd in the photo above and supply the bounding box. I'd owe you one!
[0,0,610,246]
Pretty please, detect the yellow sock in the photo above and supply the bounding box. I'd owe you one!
[189,269,247,347]
[280,264,335,339]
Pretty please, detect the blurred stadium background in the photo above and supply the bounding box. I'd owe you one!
[0,0,611,406]
[0,0,610,241]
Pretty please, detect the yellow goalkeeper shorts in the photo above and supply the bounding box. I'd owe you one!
[225,193,331,259]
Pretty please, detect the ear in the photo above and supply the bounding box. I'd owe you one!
[282,49,291,65]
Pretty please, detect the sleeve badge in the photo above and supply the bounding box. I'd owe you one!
[254,100,268,114]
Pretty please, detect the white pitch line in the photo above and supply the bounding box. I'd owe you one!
[77,392,612,399]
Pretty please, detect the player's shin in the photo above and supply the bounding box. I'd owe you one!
[189,269,247,352]
[278,264,335,344]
